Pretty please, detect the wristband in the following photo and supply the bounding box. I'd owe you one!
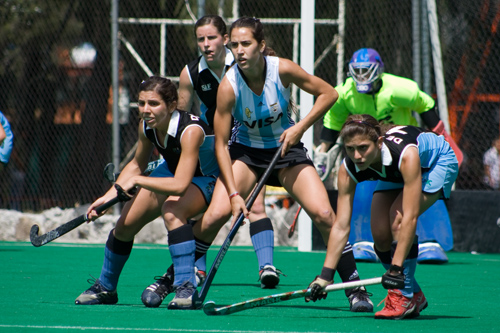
[389,264,404,274]
[229,191,239,199]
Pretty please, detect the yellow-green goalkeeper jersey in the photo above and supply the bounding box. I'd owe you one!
[323,73,435,131]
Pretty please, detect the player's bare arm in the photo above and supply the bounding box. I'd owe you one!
[130,126,204,196]
[392,146,422,266]
[177,66,195,112]
[278,58,338,153]
[323,164,356,269]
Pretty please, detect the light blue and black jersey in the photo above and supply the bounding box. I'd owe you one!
[227,56,294,149]
[344,125,455,184]
[143,110,219,177]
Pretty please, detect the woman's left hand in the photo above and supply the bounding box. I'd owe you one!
[118,176,138,195]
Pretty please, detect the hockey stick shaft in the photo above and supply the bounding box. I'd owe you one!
[30,196,122,247]
[288,205,302,238]
[203,277,382,316]
[194,145,283,309]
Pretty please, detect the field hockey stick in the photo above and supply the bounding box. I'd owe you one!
[30,196,122,247]
[203,276,382,316]
[103,159,163,182]
[193,145,283,309]
[288,205,302,238]
[30,183,138,247]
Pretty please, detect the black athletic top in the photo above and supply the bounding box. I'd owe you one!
[344,126,442,183]
[143,110,218,177]
[187,52,233,129]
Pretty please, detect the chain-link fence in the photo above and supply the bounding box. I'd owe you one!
[0,0,498,212]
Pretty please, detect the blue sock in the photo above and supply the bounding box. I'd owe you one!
[99,230,133,291]
[99,247,129,291]
[391,240,419,298]
[249,218,274,270]
[401,257,417,298]
[168,224,196,287]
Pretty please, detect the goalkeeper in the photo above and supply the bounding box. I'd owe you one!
[315,48,463,262]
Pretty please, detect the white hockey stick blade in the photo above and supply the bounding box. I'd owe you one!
[203,277,382,316]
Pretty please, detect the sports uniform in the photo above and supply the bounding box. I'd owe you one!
[185,48,234,129]
[145,110,218,204]
[75,77,218,309]
[323,73,435,131]
[227,56,312,177]
[309,115,460,319]
[344,125,459,198]
[225,56,372,311]
[0,111,14,166]
[344,124,458,319]
[187,50,286,289]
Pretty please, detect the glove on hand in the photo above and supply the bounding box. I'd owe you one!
[115,184,137,202]
[382,265,405,289]
[305,276,333,302]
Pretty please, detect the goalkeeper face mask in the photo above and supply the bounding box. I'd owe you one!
[348,48,384,94]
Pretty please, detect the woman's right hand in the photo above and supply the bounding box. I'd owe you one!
[86,195,112,222]
[229,194,249,228]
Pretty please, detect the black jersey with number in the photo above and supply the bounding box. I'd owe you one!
[143,110,218,177]
[187,56,232,129]
[344,125,441,183]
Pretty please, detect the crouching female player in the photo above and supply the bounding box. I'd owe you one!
[306,114,459,319]
[75,76,219,309]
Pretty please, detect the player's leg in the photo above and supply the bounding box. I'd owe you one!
[371,188,413,319]
[280,163,373,312]
[142,180,231,308]
[75,187,166,305]
[143,177,214,309]
[247,186,282,288]
[163,184,210,310]
[373,188,439,319]
[193,160,258,242]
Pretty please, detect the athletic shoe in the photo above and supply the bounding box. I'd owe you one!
[75,278,118,305]
[259,265,284,289]
[195,267,206,287]
[141,266,174,308]
[167,281,197,310]
[352,241,380,263]
[348,286,374,312]
[407,290,428,318]
[375,289,417,320]
[417,242,448,264]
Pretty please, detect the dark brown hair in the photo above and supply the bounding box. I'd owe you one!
[139,76,178,105]
[340,114,383,142]
[194,15,227,37]
[230,17,275,56]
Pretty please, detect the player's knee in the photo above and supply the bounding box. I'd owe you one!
[113,223,137,242]
[311,207,334,230]
[199,209,230,234]
[162,210,177,229]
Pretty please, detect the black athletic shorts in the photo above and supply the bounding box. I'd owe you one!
[229,142,314,187]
